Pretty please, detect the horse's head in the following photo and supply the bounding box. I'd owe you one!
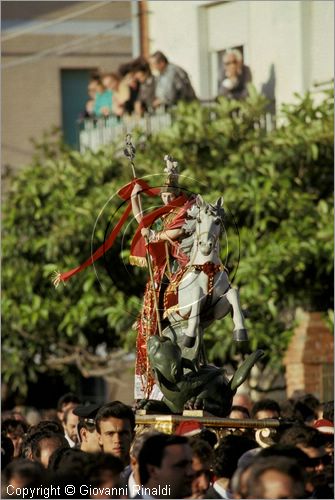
[189,195,224,257]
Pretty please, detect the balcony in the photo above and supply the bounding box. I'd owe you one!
[78,102,276,153]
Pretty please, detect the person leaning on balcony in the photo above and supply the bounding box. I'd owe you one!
[149,50,197,109]
[118,61,140,115]
[93,78,113,118]
[218,48,252,101]
[102,72,130,118]
[132,58,156,116]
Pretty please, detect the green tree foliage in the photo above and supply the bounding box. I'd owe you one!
[2,88,333,395]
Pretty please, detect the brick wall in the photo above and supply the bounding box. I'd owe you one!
[283,311,334,400]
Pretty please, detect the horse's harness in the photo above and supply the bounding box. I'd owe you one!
[165,261,230,320]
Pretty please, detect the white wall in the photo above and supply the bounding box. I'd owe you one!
[309,0,334,86]
[148,1,210,97]
[248,0,305,106]
[147,0,334,107]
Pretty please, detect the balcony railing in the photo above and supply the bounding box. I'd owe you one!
[78,111,173,153]
[78,102,276,153]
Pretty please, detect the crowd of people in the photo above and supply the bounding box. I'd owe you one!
[83,50,197,120]
[82,48,251,121]
[1,392,333,499]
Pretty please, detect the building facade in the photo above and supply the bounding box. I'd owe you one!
[147,0,333,104]
[2,1,132,169]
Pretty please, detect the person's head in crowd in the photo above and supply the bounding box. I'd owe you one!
[251,398,281,419]
[21,420,64,460]
[48,446,89,473]
[279,424,330,472]
[313,418,334,436]
[229,405,250,419]
[213,434,258,481]
[40,409,59,422]
[118,61,138,89]
[323,400,334,423]
[2,458,44,492]
[280,398,307,422]
[257,443,311,465]
[232,392,253,412]
[29,420,64,436]
[25,408,41,427]
[209,436,258,499]
[133,59,152,84]
[118,61,135,78]
[222,48,243,79]
[63,408,79,446]
[198,428,218,449]
[313,418,334,456]
[299,393,322,421]
[87,74,101,99]
[84,452,124,498]
[293,400,317,425]
[245,456,306,499]
[56,393,80,424]
[138,433,195,498]
[95,79,106,95]
[95,401,135,465]
[149,51,169,75]
[2,418,28,458]
[237,447,262,470]
[174,420,202,438]
[73,404,101,453]
[101,72,122,92]
[85,99,95,117]
[129,430,161,487]
[189,438,214,498]
[255,442,332,497]
[30,431,69,468]
[230,449,260,499]
[1,435,14,470]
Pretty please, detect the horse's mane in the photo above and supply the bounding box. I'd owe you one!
[180,198,225,257]
[182,200,225,236]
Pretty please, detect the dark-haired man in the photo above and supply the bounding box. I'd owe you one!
[95,401,135,466]
[63,408,79,448]
[280,424,331,473]
[56,392,80,425]
[251,398,281,420]
[205,434,258,499]
[137,433,195,499]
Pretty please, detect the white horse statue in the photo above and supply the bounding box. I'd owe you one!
[166,195,248,350]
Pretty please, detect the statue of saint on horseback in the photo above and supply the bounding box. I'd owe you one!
[129,147,259,414]
[53,135,262,416]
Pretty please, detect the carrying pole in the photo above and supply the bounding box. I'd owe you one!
[124,135,163,337]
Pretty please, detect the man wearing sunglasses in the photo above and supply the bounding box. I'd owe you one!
[280,423,333,497]
[218,48,252,101]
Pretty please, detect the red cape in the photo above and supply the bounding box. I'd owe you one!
[55,179,192,283]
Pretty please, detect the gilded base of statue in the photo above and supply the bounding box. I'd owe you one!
[135,414,280,447]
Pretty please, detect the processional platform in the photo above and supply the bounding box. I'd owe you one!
[135,413,281,446]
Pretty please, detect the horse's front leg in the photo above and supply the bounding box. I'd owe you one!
[182,291,203,348]
[182,272,208,349]
[225,287,248,342]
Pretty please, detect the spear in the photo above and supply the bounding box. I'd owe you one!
[124,134,163,337]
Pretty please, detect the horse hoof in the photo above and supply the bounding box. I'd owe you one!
[183,335,196,348]
[233,329,248,342]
